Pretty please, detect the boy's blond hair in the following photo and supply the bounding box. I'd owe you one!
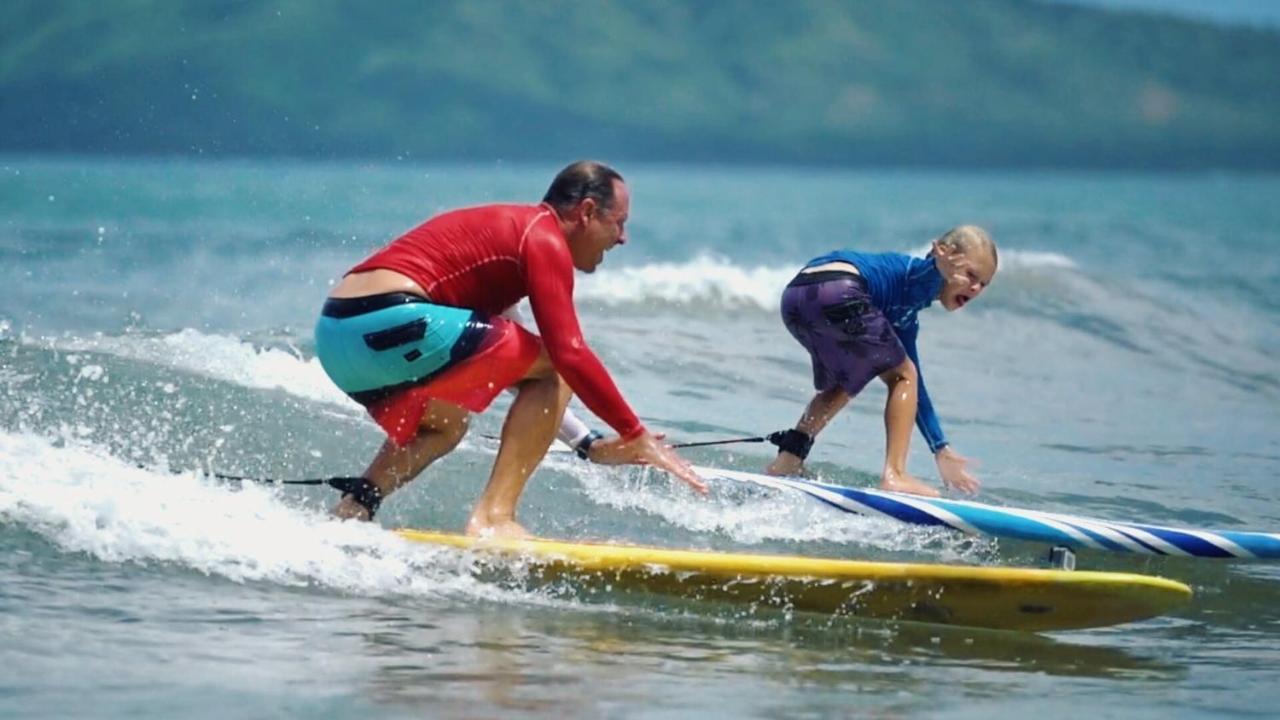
[936,225,997,268]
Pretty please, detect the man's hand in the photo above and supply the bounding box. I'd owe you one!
[614,431,708,495]
[935,446,980,495]
[586,432,662,466]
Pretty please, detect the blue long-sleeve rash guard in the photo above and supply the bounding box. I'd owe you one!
[805,250,949,453]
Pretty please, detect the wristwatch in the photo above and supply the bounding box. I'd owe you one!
[575,430,604,460]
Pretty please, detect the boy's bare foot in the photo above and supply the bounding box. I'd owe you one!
[879,468,941,497]
[766,451,805,477]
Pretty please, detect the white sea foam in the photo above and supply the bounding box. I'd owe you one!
[33,249,1080,399]
[909,243,1077,271]
[577,250,1078,310]
[51,329,358,411]
[541,448,990,562]
[0,431,557,605]
[577,255,795,310]
[995,249,1078,271]
[0,429,988,615]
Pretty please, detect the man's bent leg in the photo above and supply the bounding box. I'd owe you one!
[333,399,472,520]
[465,350,569,538]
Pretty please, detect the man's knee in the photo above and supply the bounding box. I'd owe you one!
[421,401,472,444]
[521,345,557,381]
[554,372,572,404]
[512,369,569,399]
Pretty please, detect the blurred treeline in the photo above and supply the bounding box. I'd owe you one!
[2,0,1277,169]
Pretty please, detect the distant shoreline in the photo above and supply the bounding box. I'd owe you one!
[5,150,1280,176]
[6,1,1278,171]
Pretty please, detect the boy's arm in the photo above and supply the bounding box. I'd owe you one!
[896,321,947,453]
[899,320,980,494]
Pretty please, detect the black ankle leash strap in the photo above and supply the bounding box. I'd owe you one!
[326,477,384,519]
[767,429,814,460]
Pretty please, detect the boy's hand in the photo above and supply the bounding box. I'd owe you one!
[935,446,981,495]
[932,241,978,286]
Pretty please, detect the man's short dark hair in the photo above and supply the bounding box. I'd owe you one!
[542,161,624,215]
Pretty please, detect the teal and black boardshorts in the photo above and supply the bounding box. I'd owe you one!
[313,292,490,405]
[313,292,541,445]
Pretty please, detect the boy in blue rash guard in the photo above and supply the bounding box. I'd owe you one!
[766,226,998,497]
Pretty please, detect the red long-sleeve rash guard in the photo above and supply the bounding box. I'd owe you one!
[349,203,645,439]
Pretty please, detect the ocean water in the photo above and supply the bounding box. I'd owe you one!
[2,156,1279,718]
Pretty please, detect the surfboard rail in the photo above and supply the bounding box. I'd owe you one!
[396,529,1193,632]
[697,466,1280,560]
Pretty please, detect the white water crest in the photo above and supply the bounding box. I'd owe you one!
[577,250,1079,310]
[49,329,358,410]
[995,249,1078,271]
[541,449,992,563]
[576,254,794,310]
[0,431,565,606]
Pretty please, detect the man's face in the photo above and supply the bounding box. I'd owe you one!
[570,180,630,273]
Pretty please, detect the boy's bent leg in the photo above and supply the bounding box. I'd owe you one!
[465,351,570,538]
[334,399,472,520]
[878,359,938,497]
[766,388,850,476]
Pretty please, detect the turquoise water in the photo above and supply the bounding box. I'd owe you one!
[2,156,1279,718]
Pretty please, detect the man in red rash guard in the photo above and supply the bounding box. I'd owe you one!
[314,160,707,537]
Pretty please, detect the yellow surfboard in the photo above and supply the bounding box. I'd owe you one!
[395,530,1192,632]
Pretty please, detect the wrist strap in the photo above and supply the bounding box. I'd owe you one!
[575,430,604,460]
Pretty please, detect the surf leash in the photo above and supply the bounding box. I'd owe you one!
[201,430,788,490]
[671,435,767,449]
[477,431,795,450]
[208,472,384,518]
[200,430,795,519]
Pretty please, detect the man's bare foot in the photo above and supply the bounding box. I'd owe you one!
[879,469,941,497]
[766,451,805,477]
[332,496,372,521]
[465,516,531,539]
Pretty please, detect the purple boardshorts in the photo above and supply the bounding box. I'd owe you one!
[780,270,906,395]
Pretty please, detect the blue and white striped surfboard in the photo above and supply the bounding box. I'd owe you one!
[695,466,1280,560]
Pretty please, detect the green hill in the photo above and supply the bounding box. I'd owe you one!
[2,0,1278,168]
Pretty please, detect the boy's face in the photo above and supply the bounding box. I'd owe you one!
[934,243,997,311]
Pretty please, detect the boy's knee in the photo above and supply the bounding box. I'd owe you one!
[880,359,917,385]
